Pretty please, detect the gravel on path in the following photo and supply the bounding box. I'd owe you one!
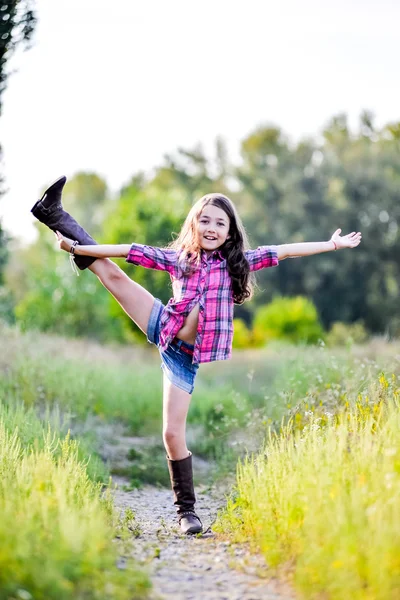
[112,475,295,600]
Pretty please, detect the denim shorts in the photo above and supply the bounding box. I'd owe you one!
[147,298,199,394]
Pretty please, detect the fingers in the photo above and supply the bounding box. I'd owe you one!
[346,232,362,247]
[334,228,362,248]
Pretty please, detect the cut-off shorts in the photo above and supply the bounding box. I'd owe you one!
[147,298,199,394]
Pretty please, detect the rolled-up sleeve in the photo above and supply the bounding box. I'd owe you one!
[126,244,177,274]
[245,245,279,272]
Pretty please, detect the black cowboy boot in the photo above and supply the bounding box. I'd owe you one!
[31,176,98,270]
[167,452,203,535]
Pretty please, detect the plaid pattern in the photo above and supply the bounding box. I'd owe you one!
[127,243,279,364]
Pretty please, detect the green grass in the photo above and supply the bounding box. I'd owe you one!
[2,324,400,596]
[2,325,400,479]
[0,419,150,599]
[215,373,400,599]
[0,326,152,597]
[0,400,108,482]
[0,348,163,434]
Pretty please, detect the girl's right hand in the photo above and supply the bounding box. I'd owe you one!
[55,231,75,252]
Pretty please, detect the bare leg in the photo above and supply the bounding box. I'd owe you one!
[163,375,202,533]
[162,374,191,460]
[89,258,154,334]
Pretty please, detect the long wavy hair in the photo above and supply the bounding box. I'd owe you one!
[169,193,255,304]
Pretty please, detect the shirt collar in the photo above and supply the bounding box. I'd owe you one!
[201,248,225,262]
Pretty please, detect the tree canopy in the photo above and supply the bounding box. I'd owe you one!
[3,113,400,342]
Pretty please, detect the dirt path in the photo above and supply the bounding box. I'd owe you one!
[100,425,295,600]
[112,476,295,600]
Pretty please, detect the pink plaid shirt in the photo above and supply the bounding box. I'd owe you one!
[126,244,279,363]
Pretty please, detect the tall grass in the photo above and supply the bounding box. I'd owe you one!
[0,400,107,481]
[2,325,400,473]
[216,374,400,599]
[0,421,150,599]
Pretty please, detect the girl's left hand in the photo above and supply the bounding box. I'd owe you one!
[330,228,362,249]
[55,231,75,252]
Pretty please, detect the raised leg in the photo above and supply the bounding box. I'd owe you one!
[89,258,154,334]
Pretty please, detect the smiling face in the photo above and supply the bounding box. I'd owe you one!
[197,203,230,253]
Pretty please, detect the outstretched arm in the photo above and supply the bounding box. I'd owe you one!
[276,229,362,260]
[56,231,130,258]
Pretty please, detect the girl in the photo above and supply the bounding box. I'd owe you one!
[31,176,362,534]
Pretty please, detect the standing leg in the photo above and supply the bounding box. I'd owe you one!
[163,375,202,534]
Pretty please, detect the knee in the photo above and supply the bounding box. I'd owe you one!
[163,427,184,449]
[98,260,127,285]
[107,262,126,281]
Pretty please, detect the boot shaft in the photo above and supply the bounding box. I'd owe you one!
[167,453,196,514]
[31,200,98,270]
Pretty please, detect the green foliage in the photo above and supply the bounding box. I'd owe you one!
[124,443,172,488]
[6,113,400,341]
[5,174,126,342]
[253,296,324,345]
[0,332,163,435]
[105,180,190,339]
[0,285,15,324]
[232,318,252,349]
[0,223,10,308]
[326,320,369,347]
[0,423,149,599]
[216,374,400,600]
[61,172,109,237]
[11,233,124,342]
[0,225,8,283]
[237,114,400,335]
[0,400,107,483]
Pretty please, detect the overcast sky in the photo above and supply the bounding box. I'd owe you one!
[1,0,400,243]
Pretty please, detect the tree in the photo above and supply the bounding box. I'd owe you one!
[0,1,36,107]
[236,115,400,335]
[0,1,37,284]
[61,172,109,238]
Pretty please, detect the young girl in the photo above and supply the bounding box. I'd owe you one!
[31,176,362,534]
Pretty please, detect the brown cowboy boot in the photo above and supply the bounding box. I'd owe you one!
[167,452,203,535]
[31,176,98,270]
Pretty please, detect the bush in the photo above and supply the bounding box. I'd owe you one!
[326,320,369,347]
[0,286,15,324]
[232,318,252,349]
[252,296,324,346]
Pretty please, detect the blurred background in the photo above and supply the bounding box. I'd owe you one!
[1,0,400,344]
[1,6,400,596]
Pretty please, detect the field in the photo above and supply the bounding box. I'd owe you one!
[1,322,399,598]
